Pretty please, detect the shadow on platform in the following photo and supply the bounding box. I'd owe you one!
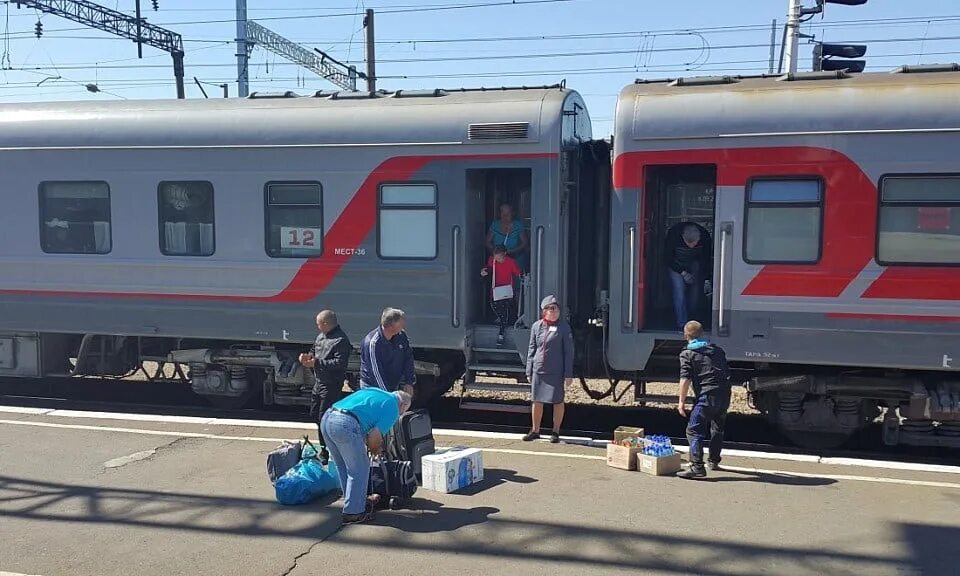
[0,474,948,575]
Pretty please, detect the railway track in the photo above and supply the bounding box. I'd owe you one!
[0,376,955,468]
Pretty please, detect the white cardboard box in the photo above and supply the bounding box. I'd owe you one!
[421,447,484,493]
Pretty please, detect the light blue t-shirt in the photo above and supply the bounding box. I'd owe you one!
[333,388,400,435]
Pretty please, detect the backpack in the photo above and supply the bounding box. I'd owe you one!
[266,439,302,485]
[385,409,435,479]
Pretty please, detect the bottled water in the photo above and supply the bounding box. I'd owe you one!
[642,435,675,458]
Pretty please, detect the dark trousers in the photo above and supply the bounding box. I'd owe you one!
[491,298,513,335]
[686,397,728,471]
[310,379,345,447]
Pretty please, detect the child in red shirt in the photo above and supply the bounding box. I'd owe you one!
[481,245,523,345]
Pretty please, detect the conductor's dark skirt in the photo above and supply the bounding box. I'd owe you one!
[530,372,565,404]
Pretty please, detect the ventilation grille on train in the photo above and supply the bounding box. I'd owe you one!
[468,122,530,140]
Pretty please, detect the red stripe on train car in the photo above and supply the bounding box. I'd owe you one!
[862,267,960,301]
[1,152,555,303]
[827,312,960,323]
[614,147,873,298]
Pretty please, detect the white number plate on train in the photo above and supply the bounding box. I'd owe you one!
[280,227,322,250]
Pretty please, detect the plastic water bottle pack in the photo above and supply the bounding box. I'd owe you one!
[642,435,675,457]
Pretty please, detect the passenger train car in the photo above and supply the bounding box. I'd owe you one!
[1,68,958,449]
[609,67,960,447]
[0,85,604,411]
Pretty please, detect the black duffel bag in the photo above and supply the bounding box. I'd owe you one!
[368,457,417,509]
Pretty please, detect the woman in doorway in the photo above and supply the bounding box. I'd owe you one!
[486,203,529,271]
[524,295,573,443]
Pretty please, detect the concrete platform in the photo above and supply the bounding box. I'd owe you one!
[1,407,958,576]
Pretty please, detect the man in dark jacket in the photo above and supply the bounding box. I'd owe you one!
[360,307,416,396]
[676,320,731,479]
[664,222,712,331]
[299,309,352,463]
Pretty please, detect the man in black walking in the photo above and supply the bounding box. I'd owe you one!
[299,309,352,464]
[676,320,731,479]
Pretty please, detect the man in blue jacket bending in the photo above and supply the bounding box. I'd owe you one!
[360,307,416,397]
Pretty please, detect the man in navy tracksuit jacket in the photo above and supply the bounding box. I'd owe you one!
[676,320,731,479]
[360,307,416,397]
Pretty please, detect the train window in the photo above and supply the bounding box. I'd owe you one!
[878,175,960,265]
[378,183,438,259]
[158,181,215,256]
[39,181,112,254]
[744,179,822,264]
[265,182,323,258]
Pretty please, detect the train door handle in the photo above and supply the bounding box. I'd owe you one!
[535,226,545,305]
[625,224,636,329]
[452,226,461,328]
[717,221,733,337]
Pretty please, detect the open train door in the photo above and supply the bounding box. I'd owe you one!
[607,156,719,379]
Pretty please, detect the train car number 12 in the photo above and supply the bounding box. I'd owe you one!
[280,227,322,251]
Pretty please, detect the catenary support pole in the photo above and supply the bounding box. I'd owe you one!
[236,0,249,97]
[365,8,376,92]
[784,0,802,74]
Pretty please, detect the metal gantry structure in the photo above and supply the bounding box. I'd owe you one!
[16,0,186,98]
[244,20,360,92]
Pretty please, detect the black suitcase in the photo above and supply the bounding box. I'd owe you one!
[386,409,435,479]
[368,457,417,509]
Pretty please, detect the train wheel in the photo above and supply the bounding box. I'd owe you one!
[780,428,854,450]
[206,394,255,410]
[411,375,456,410]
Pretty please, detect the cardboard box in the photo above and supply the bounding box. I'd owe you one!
[421,447,484,493]
[637,452,683,476]
[613,426,645,444]
[606,443,641,470]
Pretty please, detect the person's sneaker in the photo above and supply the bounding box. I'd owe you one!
[677,467,707,480]
[342,510,376,525]
[497,334,505,346]
[708,461,721,471]
[522,431,540,442]
[550,432,561,444]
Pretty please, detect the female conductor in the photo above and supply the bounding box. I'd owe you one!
[523,294,573,443]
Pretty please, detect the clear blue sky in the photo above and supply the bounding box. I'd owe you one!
[2,0,960,136]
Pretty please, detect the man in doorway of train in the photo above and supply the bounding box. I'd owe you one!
[299,310,353,464]
[664,222,712,332]
[676,320,731,480]
[359,307,416,398]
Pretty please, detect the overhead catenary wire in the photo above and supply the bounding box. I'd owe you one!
[5,10,960,40]
[9,32,960,72]
[3,47,959,95]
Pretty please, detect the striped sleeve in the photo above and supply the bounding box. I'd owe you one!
[368,330,389,390]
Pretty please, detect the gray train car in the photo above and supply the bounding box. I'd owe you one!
[609,67,960,447]
[0,86,606,409]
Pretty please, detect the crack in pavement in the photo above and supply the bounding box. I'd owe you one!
[100,436,192,474]
[279,524,343,576]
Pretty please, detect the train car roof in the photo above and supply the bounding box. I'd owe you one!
[0,85,580,148]
[616,66,960,142]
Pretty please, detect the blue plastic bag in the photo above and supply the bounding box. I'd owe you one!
[275,457,340,506]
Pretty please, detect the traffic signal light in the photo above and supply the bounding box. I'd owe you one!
[814,43,867,73]
[34,20,42,38]
[152,0,159,10]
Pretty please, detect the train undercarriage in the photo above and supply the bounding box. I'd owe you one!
[0,332,463,411]
[2,330,959,450]
[747,369,960,449]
